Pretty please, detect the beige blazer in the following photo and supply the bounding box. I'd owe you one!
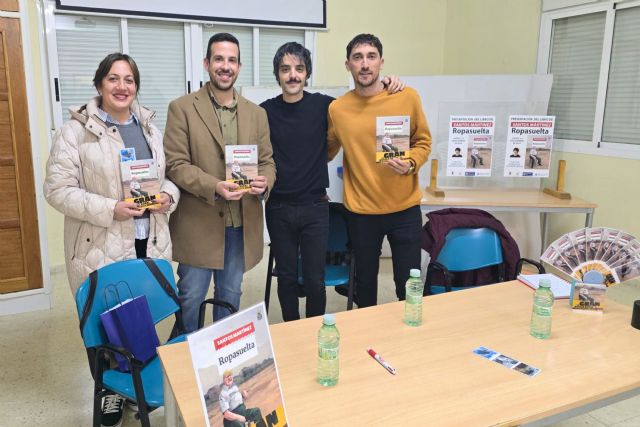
[164,86,275,270]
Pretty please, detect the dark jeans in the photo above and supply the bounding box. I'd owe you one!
[266,199,329,321]
[348,205,422,307]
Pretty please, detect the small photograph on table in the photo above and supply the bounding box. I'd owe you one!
[494,354,519,368]
[514,362,541,377]
[473,346,498,360]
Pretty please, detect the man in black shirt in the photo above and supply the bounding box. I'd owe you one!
[260,43,332,321]
[261,43,403,320]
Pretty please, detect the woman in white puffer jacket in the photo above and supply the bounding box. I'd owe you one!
[44,53,180,295]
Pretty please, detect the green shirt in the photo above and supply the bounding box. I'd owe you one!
[209,83,242,228]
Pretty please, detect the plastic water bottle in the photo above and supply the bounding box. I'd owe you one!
[317,314,339,386]
[530,279,554,339]
[404,269,424,327]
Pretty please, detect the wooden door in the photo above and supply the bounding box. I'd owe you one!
[0,17,43,293]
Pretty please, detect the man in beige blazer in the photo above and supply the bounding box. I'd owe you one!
[164,33,276,332]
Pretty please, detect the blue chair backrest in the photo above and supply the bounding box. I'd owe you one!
[436,228,503,272]
[75,258,180,348]
[327,204,349,252]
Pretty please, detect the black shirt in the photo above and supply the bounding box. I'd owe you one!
[261,91,334,203]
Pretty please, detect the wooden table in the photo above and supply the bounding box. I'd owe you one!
[421,188,598,248]
[158,281,640,427]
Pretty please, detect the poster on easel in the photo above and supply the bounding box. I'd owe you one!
[504,115,555,177]
[187,303,288,427]
[446,116,494,177]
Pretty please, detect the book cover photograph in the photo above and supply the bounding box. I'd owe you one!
[225,145,258,191]
[119,148,161,208]
[541,227,640,286]
[375,115,410,163]
[187,303,287,427]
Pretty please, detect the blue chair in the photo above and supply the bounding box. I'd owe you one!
[425,228,506,295]
[75,258,235,427]
[264,203,356,312]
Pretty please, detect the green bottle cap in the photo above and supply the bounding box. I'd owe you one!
[410,269,421,278]
[323,314,336,325]
[539,279,551,288]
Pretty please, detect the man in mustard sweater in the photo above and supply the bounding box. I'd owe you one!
[327,33,432,307]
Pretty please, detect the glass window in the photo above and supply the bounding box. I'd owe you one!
[55,15,121,121]
[547,12,605,141]
[601,7,640,145]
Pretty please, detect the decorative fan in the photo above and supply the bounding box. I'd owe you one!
[541,227,640,286]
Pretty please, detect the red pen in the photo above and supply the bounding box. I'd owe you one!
[367,347,396,375]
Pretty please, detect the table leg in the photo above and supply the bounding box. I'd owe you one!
[541,212,549,252]
[585,210,594,228]
[163,369,181,427]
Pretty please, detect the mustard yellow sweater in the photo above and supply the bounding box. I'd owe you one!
[327,87,432,214]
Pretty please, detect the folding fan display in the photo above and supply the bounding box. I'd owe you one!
[541,227,640,286]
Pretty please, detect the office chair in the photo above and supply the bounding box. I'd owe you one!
[425,227,505,294]
[264,202,356,312]
[75,258,236,427]
[425,227,545,294]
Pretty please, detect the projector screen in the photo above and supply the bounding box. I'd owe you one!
[55,0,326,29]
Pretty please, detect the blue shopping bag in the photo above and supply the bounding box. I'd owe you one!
[100,283,160,372]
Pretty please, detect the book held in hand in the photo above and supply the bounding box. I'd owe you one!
[120,156,161,208]
[225,145,258,192]
[375,116,410,163]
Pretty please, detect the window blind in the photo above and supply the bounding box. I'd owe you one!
[55,15,121,121]
[128,20,186,133]
[601,6,640,145]
[547,12,605,141]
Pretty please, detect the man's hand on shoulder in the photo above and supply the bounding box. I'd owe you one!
[381,75,405,94]
[216,181,244,200]
[249,176,268,196]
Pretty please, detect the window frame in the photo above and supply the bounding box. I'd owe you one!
[537,0,640,159]
[43,1,316,130]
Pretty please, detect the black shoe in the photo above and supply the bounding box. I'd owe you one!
[101,393,125,427]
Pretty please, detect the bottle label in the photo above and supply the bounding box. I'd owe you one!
[406,293,422,304]
[319,347,339,360]
[535,306,552,316]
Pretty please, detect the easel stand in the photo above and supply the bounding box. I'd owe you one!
[425,159,445,198]
[543,160,572,200]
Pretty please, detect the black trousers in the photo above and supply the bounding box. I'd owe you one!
[348,205,422,307]
[266,199,329,321]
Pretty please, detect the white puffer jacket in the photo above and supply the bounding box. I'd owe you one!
[44,97,180,294]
